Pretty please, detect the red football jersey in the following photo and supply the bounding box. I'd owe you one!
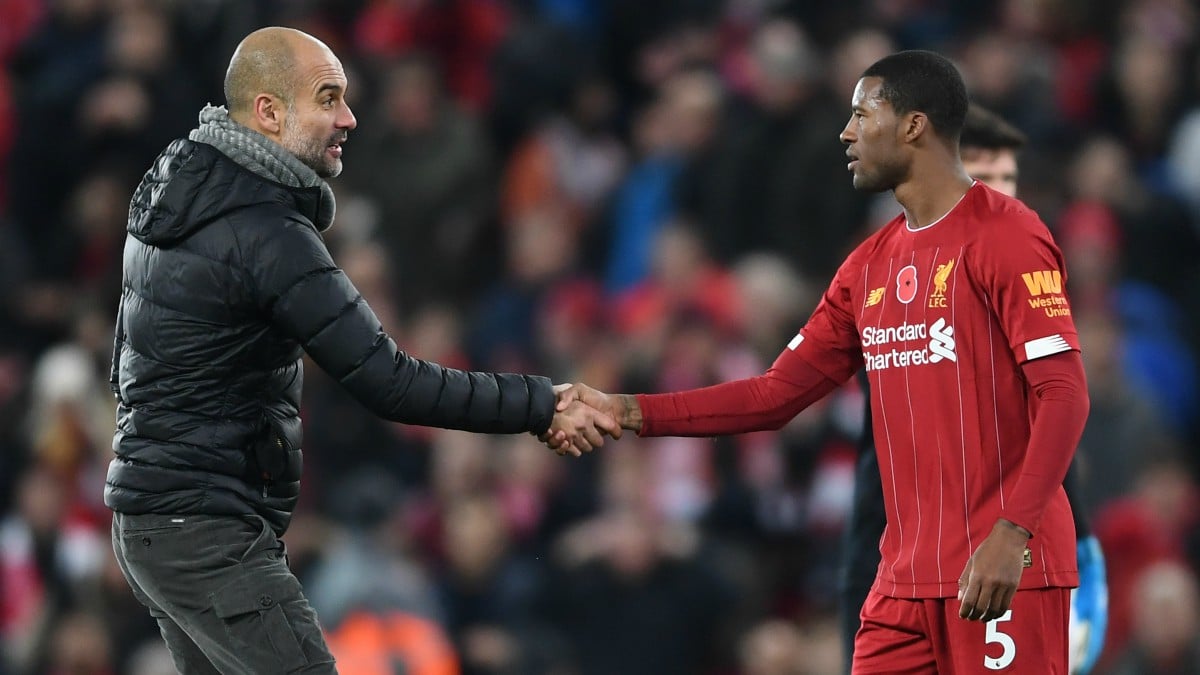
[792,183,1080,598]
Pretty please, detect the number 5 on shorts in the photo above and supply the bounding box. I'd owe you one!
[984,610,1015,670]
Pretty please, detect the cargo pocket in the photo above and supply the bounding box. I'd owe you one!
[211,571,308,672]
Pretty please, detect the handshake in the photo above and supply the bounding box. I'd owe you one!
[539,383,644,456]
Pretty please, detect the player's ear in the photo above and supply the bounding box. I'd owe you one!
[902,111,927,144]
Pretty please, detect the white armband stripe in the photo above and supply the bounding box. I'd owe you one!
[1024,334,1071,361]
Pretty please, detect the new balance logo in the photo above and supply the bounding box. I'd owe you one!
[928,317,956,363]
[865,287,885,308]
[1021,270,1062,296]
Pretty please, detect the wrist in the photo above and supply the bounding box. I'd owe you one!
[995,518,1032,540]
[617,394,643,433]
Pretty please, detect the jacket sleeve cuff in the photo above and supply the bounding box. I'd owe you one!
[526,375,556,436]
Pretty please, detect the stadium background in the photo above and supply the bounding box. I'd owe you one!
[1,0,1198,673]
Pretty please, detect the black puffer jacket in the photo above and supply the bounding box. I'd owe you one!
[105,140,555,535]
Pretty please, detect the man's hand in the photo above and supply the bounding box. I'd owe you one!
[553,382,644,433]
[958,519,1030,621]
[539,385,622,457]
[1068,535,1108,674]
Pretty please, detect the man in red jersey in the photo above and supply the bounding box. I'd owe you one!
[549,51,1089,673]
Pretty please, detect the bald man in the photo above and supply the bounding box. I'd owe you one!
[106,28,617,674]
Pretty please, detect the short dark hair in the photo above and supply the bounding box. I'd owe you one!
[960,103,1026,151]
[861,50,968,142]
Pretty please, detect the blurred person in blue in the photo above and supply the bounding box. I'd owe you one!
[837,103,1108,675]
[105,26,618,674]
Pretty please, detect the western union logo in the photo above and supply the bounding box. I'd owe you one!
[1021,270,1062,296]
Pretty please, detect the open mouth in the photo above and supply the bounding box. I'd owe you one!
[327,135,348,158]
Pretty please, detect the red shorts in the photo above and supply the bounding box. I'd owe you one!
[852,588,1069,674]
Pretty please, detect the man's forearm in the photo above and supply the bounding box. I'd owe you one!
[633,357,840,437]
[1000,351,1089,536]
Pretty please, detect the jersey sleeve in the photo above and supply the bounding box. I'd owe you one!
[790,254,866,381]
[635,254,866,437]
[972,210,1080,363]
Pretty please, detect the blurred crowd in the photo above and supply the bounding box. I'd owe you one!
[1,0,1199,673]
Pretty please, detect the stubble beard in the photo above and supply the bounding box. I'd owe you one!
[281,114,343,179]
[852,161,902,194]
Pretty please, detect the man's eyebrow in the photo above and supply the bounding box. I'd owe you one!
[316,82,343,96]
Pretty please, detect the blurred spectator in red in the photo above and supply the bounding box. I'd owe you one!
[1107,560,1200,675]
[1,465,105,672]
[0,0,41,62]
[1011,0,1110,130]
[533,277,606,378]
[354,0,509,110]
[612,223,740,344]
[1094,456,1200,668]
[1055,201,1123,315]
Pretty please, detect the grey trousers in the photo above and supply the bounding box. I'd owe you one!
[111,512,337,674]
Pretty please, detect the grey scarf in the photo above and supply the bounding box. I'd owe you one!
[188,104,335,231]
